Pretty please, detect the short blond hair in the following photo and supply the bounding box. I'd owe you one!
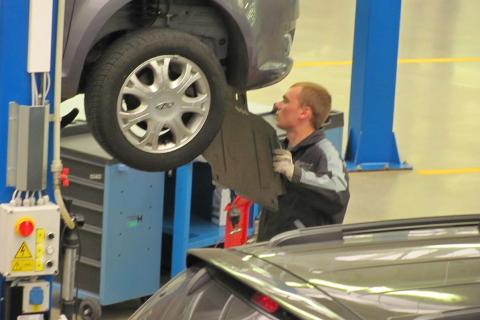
[291,82,331,129]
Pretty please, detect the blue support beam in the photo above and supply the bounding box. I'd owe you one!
[171,163,193,277]
[0,0,31,202]
[0,0,57,194]
[0,2,56,320]
[345,0,411,171]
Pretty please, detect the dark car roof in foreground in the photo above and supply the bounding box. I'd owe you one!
[188,215,480,320]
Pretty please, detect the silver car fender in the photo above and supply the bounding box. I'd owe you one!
[62,0,131,99]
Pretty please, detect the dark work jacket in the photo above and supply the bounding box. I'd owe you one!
[257,130,350,241]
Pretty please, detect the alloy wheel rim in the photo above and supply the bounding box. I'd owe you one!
[116,55,211,154]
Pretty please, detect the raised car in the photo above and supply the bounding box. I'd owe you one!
[62,0,299,171]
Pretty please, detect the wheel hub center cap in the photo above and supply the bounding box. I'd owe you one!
[155,101,175,112]
[154,101,177,118]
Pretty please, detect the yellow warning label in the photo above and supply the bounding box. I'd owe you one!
[36,229,45,261]
[36,228,45,243]
[11,259,34,272]
[36,259,44,271]
[15,242,33,259]
[36,244,45,259]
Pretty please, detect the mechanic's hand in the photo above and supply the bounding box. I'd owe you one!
[273,149,294,181]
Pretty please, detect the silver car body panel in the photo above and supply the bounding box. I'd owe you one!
[62,0,299,99]
[188,248,360,320]
[63,0,75,50]
[62,0,131,99]
[210,0,299,89]
[189,215,480,319]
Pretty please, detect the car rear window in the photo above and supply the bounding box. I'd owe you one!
[129,266,282,320]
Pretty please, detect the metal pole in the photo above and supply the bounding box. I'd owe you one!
[171,164,193,277]
[61,227,80,319]
[345,0,411,171]
[0,1,57,319]
[0,0,31,202]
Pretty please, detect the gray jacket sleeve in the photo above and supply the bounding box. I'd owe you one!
[290,140,349,197]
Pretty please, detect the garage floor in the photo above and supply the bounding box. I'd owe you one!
[56,0,480,318]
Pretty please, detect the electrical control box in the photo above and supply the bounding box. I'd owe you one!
[0,203,60,278]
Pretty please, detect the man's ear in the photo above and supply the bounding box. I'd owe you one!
[300,105,313,120]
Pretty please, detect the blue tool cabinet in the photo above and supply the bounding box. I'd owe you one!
[60,125,165,306]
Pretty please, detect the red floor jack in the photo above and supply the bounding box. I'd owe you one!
[224,196,253,248]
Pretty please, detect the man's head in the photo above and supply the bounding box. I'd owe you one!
[274,82,331,131]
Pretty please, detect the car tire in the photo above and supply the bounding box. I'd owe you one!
[85,28,227,171]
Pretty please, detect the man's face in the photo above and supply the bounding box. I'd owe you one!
[274,86,307,130]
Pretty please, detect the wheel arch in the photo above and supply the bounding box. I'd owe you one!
[62,0,132,99]
[64,0,250,99]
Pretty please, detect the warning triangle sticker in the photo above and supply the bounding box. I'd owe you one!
[15,242,33,259]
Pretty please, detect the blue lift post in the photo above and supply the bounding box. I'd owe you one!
[170,163,260,277]
[0,1,57,318]
[171,163,194,276]
[345,0,412,171]
[0,0,30,201]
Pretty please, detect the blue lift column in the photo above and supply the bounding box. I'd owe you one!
[171,164,194,276]
[0,1,31,319]
[345,0,411,171]
[0,1,31,199]
[0,1,57,319]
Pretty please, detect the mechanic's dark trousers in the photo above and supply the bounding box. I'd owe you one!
[256,211,296,242]
[256,208,345,242]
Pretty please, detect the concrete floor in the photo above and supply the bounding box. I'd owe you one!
[58,0,480,318]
